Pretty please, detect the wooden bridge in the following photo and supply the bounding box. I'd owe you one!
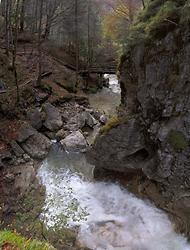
[79,63,117,75]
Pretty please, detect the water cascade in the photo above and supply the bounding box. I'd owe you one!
[38,145,190,250]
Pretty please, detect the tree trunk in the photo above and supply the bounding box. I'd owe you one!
[75,0,79,87]
[12,0,20,103]
[37,0,43,86]
[5,0,11,56]
[20,0,25,32]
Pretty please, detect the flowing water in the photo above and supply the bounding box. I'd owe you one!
[38,76,190,250]
[89,74,121,117]
[38,146,190,250]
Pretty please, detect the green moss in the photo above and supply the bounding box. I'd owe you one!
[180,0,190,25]
[167,130,188,151]
[0,231,55,250]
[125,0,185,50]
[99,116,127,135]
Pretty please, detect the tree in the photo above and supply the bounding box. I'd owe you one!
[12,0,21,103]
[37,0,43,86]
[20,0,26,31]
[75,0,79,86]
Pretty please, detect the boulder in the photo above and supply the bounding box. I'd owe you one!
[17,125,36,143]
[43,103,63,131]
[88,119,150,173]
[65,112,97,132]
[64,113,86,132]
[99,115,107,125]
[60,130,88,153]
[20,132,52,160]
[27,108,43,130]
[82,112,97,128]
[14,163,36,195]
[55,129,68,141]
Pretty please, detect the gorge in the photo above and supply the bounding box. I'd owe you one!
[0,0,190,249]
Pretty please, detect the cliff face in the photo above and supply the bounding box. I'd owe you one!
[88,2,190,236]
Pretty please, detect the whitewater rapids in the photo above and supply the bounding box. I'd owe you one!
[38,150,190,250]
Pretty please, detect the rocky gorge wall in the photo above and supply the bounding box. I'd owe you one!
[88,2,190,237]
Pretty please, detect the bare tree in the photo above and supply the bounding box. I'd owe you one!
[20,0,26,31]
[12,0,21,103]
[37,0,43,86]
[75,0,79,87]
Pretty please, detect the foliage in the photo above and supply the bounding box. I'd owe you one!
[124,0,188,50]
[0,231,55,250]
[180,0,190,25]
[99,116,127,135]
[102,0,140,51]
[167,130,188,151]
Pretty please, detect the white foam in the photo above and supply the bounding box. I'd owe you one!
[38,159,190,250]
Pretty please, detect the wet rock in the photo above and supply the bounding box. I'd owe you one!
[27,108,43,130]
[10,140,24,157]
[43,102,63,131]
[14,163,36,195]
[60,130,88,153]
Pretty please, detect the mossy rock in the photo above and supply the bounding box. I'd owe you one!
[167,130,188,151]
[99,116,128,135]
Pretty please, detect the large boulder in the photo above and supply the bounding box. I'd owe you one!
[60,130,88,153]
[88,119,150,173]
[17,125,52,159]
[64,112,97,132]
[20,132,52,160]
[43,103,63,131]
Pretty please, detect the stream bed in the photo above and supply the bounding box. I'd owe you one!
[38,75,190,250]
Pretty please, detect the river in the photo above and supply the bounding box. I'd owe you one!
[38,75,190,250]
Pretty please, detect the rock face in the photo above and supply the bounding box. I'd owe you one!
[88,25,190,233]
[61,130,88,153]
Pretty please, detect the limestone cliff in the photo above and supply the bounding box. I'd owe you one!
[88,0,190,236]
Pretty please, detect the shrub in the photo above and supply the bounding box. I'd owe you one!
[167,130,188,151]
[125,0,184,49]
[99,116,128,135]
[0,231,55,250]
